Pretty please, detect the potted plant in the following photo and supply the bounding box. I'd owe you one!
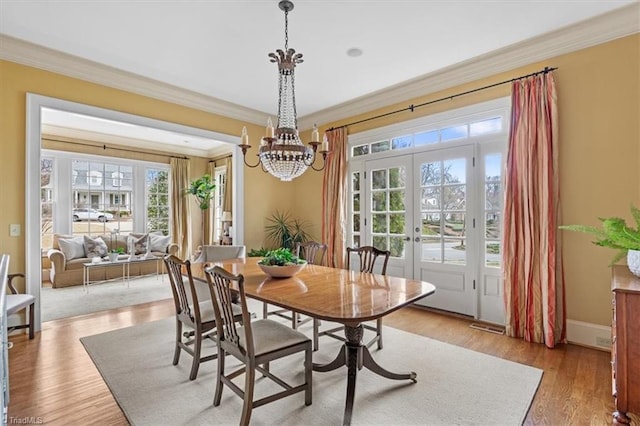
[560,205,640,276]
[257,248,307,278]
[265,210,312,250]
[186,174,216,253]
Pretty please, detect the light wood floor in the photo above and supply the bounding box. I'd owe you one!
[6,300,636,425]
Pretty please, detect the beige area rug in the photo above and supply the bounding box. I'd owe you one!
[41,275,172,322]
[81,304,542,426]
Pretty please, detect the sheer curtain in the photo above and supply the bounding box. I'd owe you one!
[170,158,191,259]
[322,128,348,268]
[503,71,565,348]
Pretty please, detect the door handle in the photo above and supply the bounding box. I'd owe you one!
[414,237,420,242]
[404,236,411,241]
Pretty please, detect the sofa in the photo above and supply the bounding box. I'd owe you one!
[47,232,179,288]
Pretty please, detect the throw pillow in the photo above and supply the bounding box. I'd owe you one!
[149,234,171,253]
[129,233,149,255]
[58,237,86,260]
[83,235,109,258]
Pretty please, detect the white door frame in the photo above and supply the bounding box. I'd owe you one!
[25,93,244,332]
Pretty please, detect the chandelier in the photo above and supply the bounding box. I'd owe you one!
[239,0,328,182]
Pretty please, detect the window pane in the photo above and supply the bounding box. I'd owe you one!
[441,125,468,141]
[371,140,390,153]
[389,191,404,211]
[485,241,501,267]
[443,185,466,210]
[420,162,441,185]
[373,235,387,251]
[352,193,360,212]
[415,130,438,146]
[421,187,440,210]
[352,172,360,192]
[353,145,369,157]
[353,214,360,232]
[389,213,405,234]
[443,158,465,184]
[444,213,465,237]
[372,214,387,233]
[486,213,500,239]
[388,167,405,189]
[470,117,502,136]
[389,237,405,258]
[353,235,361,248]
[444,237,466,265]
[421,237,441,262]
[391,135,412,150]
[372,192,387,211]
[371,169,387,190]
[422,213,441,237]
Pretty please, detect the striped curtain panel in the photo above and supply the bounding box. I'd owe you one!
[170,158,191,260]
[503,71,565,348]
[321,128,348,268]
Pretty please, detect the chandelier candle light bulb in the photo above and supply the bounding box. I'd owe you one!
[238,0,329,181]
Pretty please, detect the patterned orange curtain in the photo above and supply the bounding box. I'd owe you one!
[321,128,348,268]
[503,71,565,348]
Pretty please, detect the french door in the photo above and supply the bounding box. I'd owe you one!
[352,143,505,323]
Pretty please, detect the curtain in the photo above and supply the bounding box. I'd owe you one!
[321,128,348,268]
[503,71,565,348]
[170,158,191,259]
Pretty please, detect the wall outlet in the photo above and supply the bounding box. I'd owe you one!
[596,336,612,347]
[9,224,20,237]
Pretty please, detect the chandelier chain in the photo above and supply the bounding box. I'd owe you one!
[284,8,289,51]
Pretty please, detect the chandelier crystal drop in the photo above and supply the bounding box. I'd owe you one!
[239,0,328,182]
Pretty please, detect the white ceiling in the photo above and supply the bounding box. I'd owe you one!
[1,0,637,155]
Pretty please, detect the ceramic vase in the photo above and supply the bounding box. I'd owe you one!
[627,249,640,278]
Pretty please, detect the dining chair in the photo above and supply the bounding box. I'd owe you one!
[6,273,35,339]
[163,254,242,380]
[262,241,327,332]
[314,245,390,351]
[204,265,312,425]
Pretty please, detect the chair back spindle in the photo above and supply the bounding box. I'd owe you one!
[164,255,201,321]
[346,246,390,275]
[295,241,328,266]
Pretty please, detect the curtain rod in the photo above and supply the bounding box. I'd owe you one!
[208,154,232,163]
[43,137,189,160]
[327,66,557,131]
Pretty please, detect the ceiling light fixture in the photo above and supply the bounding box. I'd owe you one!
[239,0,328,181]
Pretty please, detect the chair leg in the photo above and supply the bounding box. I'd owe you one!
[189,327,202,380]
[213,347,225,406]
[292,312,298,330]
[377,318,383,350]
[173,320,182,365]
[28,302,34,339]
[305,344,312,406]
[312,318,319,351]
[240,363,256,426]
[262,302,268,319]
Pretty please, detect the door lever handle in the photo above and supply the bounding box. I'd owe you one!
[404,236,411,241]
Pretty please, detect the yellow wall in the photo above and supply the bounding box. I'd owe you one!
[292,34,640,327]
[1,33,638,327]
[0,59,295,272]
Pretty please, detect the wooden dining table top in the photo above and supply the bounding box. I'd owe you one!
[190,257,436,325]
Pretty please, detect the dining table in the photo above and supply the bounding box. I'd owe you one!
[190,257,436,426]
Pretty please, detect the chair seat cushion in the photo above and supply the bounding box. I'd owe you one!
[6,294,35,315]
[239,319,310,357]
[195,301,241,323]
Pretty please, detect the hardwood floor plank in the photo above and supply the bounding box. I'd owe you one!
[7,301,634,425]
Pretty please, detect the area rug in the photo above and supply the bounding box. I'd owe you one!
[41,275,172,321]
[81,310,542,426]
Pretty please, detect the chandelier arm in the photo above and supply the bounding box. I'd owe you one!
[309,153,328,172]
[241,152,262,168]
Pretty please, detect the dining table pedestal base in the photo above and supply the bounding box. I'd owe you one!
[312,323,417,426]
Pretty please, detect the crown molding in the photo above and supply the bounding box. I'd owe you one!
[299,2,640,130]
[0,35,270,127]
[1,3,638,132]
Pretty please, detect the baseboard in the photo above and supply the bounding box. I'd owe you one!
[566,319,611,351]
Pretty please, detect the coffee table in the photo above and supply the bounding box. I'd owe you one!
[82,256,163,292]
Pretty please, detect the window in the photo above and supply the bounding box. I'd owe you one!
[146,168,170,235]
[41,157,55,250]
[111,171,123,187]
[213,167,227,242]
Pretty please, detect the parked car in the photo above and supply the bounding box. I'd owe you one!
[72,208,114,222]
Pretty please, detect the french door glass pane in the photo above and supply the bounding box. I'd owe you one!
[353,214,360,232]
[389,213,405,234]
[485,241,501,267]
[371,169,387,189]
[353,193,360,211]
[372,192,387,211]
[421,187,441,210]
[420,162,441,185]
[389,191,404,211]
[352,171,361,191]
[421,237,441,262]
[422,213,442,237]
[444,237,466,264]
[389,236,405,258]
[372,235,387,251]
[389,167,405,188]
[372,214,387,233]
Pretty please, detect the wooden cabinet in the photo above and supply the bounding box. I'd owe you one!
[611,265,640,424]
